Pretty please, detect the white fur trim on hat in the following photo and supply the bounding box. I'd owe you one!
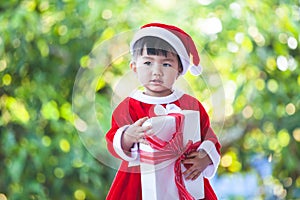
[190,65,203,76]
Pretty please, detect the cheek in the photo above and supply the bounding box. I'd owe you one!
[165,70,178,81]
[166,77,177,85]
[136,69,149,81]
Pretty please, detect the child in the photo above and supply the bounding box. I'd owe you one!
[105,23,221,200]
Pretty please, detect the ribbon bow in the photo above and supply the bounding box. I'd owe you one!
[153,104,182,116]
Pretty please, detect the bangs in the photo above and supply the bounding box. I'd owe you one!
[131,36,183,73]
[132,36,178,57]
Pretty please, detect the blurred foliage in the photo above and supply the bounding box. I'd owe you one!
[0,0,300,199]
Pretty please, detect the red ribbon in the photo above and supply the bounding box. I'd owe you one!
[140,114,201,200]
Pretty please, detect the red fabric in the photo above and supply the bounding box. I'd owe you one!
[105,94,220,200]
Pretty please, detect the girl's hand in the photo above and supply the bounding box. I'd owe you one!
[121,117,153,152]
[181,149,212,180]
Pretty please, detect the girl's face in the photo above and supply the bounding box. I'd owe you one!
[131,48,180,97]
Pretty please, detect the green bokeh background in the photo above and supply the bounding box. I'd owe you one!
[0,0,299,199]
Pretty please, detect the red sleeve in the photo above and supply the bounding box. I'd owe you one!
[199,105,221,155]
[105,97,149,159]
[105,97,136,159]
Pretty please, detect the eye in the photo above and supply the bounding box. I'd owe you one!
[162,63,172,67]
[144,61,151,66]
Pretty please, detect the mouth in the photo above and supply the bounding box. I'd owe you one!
[150,79,163,84]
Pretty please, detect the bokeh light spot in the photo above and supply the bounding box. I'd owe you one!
[288,57,297,71]
[255,78,265,91]
[80,55,90,68]
[198,0,214,5]
[60,102,74,122]
[6,96,30,123]
[72,158,84,168]
[227,42,239,53]
[0,193,8,200]
[197,17,222,35]
[228,161,242,172]
[285,103,295,115]
[0,59,7,72]
[287,36,298,49]
[41,100,60,120]
[267,79,278,93]
[102,9,112,20]
[230,2,242,18]
[58,25,68,36]
[36,173,46,183]
[235,32,244,44]
[37,39,49,57]
[242,105,253,119]
[278,33,288,44]
[268,137,280,151]
[42,136,52,147]
[278,129,290,147]
[74,189,86,200]
[253,108,264,120]
[39,1,49,12]
[266,57,276,72]
[221,154,232,167]
[2,74,12,86]
[74,117,87,132]
[59,139,70,153]
[276,55,288,71]
[54,167,64,179]
[296,176,300,187]
[293,128,300,142]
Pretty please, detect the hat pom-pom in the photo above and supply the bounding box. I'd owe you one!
[190,65,203,76]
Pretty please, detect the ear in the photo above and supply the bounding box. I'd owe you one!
[130,61,137,73]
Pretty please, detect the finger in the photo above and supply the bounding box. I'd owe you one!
[183,166,198,180]
[144,128,154,135]
[123,126,138,137]
[139,125,153,133]
[182,158,196,165]
[134,117,149,126]
[187,171,201,180]
[186,151,199,158]
[137,132,146,139]
[138,137,149,145]
[192,172,201,180]
[183,169,193,179]
[182,168,188,176]
[182,165,195,176]
[132,125,152,136]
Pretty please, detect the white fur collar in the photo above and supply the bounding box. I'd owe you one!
[130,89,184,104]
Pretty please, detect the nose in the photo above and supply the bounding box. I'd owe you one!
[152,63,163,76]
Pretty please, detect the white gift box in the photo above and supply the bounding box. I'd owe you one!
[140,110,204,200]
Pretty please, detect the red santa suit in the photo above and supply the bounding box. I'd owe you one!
[105,89,221,200]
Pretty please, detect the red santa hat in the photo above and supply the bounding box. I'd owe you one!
[130,22,203,76]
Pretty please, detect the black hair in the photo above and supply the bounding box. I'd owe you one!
[132,36,183,73]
